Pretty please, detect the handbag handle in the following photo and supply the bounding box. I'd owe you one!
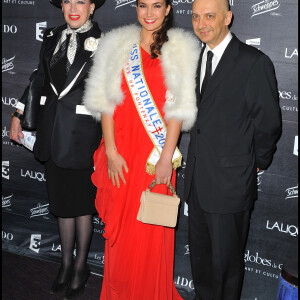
[147,179,177,196]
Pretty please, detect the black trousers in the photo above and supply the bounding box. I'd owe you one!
[188,173,251,300]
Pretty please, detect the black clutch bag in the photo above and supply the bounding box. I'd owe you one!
[20,70,44,130]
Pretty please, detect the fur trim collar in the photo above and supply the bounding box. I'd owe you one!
[84,24,200,131]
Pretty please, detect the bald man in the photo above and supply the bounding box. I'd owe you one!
[184,0,282,299]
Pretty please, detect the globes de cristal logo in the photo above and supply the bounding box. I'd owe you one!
[114,0,234,9]
[3,0,35,5]
[244,250,282,270]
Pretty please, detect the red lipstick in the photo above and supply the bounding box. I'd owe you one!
[69,15,80,21]
[144,19,156,25]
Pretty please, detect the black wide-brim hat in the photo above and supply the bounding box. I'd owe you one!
[50,0,105,9]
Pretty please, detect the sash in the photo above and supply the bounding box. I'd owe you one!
[123,44,182,175]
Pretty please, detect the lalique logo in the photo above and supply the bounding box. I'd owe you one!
[2,161,9,180]
[2,56,15,73]
[52,243,76,256]
[251,0,280,18]
[29,234,41,253]
[2,194,13,208]
[2,231,14,241]
[115,0,135,9]
[2,96,18,107]
[3,25,17,34]
[21,169,46,182]
[285,185,298,200]
[36,21,47,42]
[266,220,298,237]
[278,90,298,101]
[30,203,50,218]
[285,48,298,59]
[293,136,298,156]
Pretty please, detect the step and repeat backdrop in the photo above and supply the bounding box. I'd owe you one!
[2,1,298,299]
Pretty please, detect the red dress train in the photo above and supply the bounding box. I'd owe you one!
[92,47,183,300]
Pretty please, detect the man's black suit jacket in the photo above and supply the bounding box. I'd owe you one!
[20,23,102,169]
[184,34,282,214]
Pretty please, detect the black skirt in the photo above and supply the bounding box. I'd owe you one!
[44,158,97,218]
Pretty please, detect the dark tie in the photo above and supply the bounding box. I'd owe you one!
[200,50,214,97]
[50,34,71,70]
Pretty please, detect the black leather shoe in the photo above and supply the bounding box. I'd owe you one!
[49,263,74,294]
[63,267,90,300]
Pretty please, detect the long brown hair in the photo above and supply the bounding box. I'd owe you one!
[136,0,173,58]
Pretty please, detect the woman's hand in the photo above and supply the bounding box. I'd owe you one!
[107,150,128,188]
[9,116,24,144]
[155,156,172,186]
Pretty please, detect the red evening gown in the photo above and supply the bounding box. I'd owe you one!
[92,47,183,300]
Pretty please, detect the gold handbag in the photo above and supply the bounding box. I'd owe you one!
[137,179,180,228]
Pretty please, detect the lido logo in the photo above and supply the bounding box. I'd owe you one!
[3,25,17,34]
[2,231,14,241]
[174,276,194,290]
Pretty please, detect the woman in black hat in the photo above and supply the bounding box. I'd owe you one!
[9,0,104,299]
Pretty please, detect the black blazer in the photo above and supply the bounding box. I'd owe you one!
[20,23,102,169]
[184,34,282,214]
